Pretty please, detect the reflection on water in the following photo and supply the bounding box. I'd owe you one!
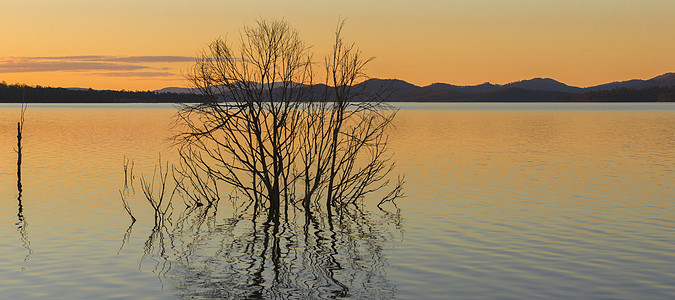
[15,103,32,266]
[387,106,675,299]
[1,103,674,299]
[127,201,401,299]
[119,144,403,298]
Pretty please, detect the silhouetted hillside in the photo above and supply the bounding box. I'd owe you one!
[353,73,674,102]
[586,73,675,91]
[504,78,583,93]
[155,87,193,94]
[2,72,673,103]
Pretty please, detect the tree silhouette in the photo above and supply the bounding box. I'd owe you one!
[175,19,403,226]
[119,20,404,297]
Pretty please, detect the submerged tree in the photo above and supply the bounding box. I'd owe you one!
[118,20,404,297]
[175,19,403,224]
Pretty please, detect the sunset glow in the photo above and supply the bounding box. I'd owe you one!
[2,0,674,90]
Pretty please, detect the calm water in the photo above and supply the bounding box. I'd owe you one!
[1,103,674,299]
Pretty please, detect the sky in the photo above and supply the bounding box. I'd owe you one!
[1,0,674,91]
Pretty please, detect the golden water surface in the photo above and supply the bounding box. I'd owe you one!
[1,103,674,299]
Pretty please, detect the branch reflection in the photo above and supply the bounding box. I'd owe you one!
[121,155,402,299]
[167,203,400,299]
[16,102,32,265]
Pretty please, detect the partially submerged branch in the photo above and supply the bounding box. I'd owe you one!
[120,156,137,223]
[139,155,176,227]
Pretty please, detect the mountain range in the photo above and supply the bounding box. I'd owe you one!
[154,73,674,102]
[3,73,672,103]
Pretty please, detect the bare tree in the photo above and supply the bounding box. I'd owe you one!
[138,155,175,227]
[176,19,402,224]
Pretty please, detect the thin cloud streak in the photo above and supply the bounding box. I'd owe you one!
[88,71,180,78]
[0,55,193,79]
[0,60,148,73]
[15,55,195,63]
[109,56,195,63]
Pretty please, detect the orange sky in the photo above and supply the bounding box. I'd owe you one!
[2,0,674,91]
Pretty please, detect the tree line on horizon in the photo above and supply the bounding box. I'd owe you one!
[1,80,673,103]
[0,81,202,103]
[559,86,674,102]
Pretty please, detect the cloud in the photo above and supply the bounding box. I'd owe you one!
[88,71,179,78]
[0,60,147,73]
[0,55,194,77]
[25,55,195,63]
[108,56,195,63]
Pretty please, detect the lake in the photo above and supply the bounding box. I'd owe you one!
[1,103,674,299]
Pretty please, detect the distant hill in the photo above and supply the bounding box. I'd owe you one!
[155,87,193,94]
[504,78,583,93]
[2,73,672,103]
[350,73,674,102]
[587,73,675,91]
